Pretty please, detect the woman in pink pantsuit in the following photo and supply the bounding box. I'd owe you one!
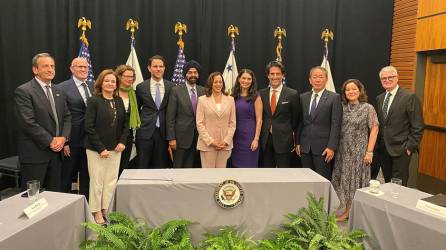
[196,72,236,168]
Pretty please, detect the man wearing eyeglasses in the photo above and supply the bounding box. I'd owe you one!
[58,57,93,196]
[375,66,424,186]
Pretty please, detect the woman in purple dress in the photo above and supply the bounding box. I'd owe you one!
[231,69,263,167]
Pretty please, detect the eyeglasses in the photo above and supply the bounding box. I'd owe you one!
[380,75,397,81]
[122,75,135,79]
[73,65,88,69]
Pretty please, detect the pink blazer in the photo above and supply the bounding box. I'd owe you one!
[196,95,236,151]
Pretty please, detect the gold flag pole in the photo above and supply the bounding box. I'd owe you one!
[227,24,239,44]
[174,22,187,49]
[321,28,334,54]
[77,17,92,47]
[274,27,286,62]
[126,19,139,39]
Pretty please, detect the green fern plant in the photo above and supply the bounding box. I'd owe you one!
[260,193,367,250]
[80,212,196,250]
[199,227,257,250]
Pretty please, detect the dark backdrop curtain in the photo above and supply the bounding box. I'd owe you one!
[0,0,393,157]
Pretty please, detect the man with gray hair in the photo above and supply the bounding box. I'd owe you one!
[375,65,424,186]
[14,53,71,191]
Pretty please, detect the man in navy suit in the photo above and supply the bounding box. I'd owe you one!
[58,57,93,195]
[136,55,174,168]
[296,66,342,180]
[14,53,71,191]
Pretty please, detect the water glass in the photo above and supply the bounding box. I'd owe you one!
[390,178,402,198]
[27,180,40,203]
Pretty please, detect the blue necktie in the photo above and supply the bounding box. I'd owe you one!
[155,83,161,127]
[310,93,318,117]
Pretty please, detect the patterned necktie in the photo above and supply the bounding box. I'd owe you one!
[155,83,161,127]
[190,87,197,114]
[81,82,90,104]
[45,85,60,136]
[270,90,277,114]
[310,93,318,117]
[382,92,392,119]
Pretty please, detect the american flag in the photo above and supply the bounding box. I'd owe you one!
[78,41,95,83]
[171,48,186,85]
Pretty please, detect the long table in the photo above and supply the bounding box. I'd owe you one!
[349,183,446,250]
[0,191,93,250]
[115,168,339,242]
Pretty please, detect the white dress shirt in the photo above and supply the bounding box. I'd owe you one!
[309,88,325,115]
[150,78,165,105]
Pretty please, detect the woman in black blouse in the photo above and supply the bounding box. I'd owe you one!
[85,69,129,224]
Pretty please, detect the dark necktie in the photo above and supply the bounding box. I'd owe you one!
[310,93,318,117]
[190,88,197,114]
[81,82,91,104]
[155,83,161,127]
[45,85,59,136]
[382,92,392,119]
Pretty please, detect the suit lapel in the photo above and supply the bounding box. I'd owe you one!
[386,88,402,122]
[263,88,273,117]
[142,81,157,108]
[311,90,328,121]
[52,86,63,124]
[70,79,86,106]
[273,87,288,116]
[31,79,56,122]
[180,85,194,114]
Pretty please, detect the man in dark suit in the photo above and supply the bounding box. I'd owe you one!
[260,61,301,168]
[14,53,71,191]
[58,57,93,195]
[135,55,174,168]
[375,66,424,186]
[296,66,342,180]
[166,60,205,168]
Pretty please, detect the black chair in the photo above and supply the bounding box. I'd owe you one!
[0,156,21,190]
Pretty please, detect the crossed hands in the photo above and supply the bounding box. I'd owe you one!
[211,140,228,150]
[50,137,66,152]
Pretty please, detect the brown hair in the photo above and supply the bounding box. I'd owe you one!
[265,60,286,75]
[341,79,368,104]
[115,64,136,83]
[204,72,227,97]
[94,69,119,96]
[148,55,166,67]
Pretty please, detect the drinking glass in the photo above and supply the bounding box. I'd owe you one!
[390,178,402,198]
[27,180,40,203]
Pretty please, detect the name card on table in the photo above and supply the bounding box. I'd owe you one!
[23,198,48,219]
[416,194,446,219]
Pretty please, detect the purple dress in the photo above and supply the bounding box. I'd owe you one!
[232,96,259,167]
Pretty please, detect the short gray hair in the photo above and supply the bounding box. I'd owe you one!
[379,66,398,77]
[32,53,54,67]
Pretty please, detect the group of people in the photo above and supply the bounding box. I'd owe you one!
[14,52,424,224]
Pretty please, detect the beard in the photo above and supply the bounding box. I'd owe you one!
[187,76,198,85]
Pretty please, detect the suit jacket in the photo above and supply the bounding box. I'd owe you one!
[260,85,301,154]
[135,79,175,140]
[196,95,236,151]
[58,78,93,147]
[85,96,129,153]
[166,84,205,149]
[376,87,424,156]
[14,78,71,163]
[296,90,342,155]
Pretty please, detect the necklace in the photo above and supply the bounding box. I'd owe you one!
[105,97,117,126]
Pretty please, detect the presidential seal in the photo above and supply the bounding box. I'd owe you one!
[214,179,244,208]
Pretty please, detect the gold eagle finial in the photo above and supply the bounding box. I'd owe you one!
[174,22,187,49]
[77,17,91,47]
[126,19,139,39]
[274,27,286,62]
[321,28,334,49]
[227,25,239,40]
